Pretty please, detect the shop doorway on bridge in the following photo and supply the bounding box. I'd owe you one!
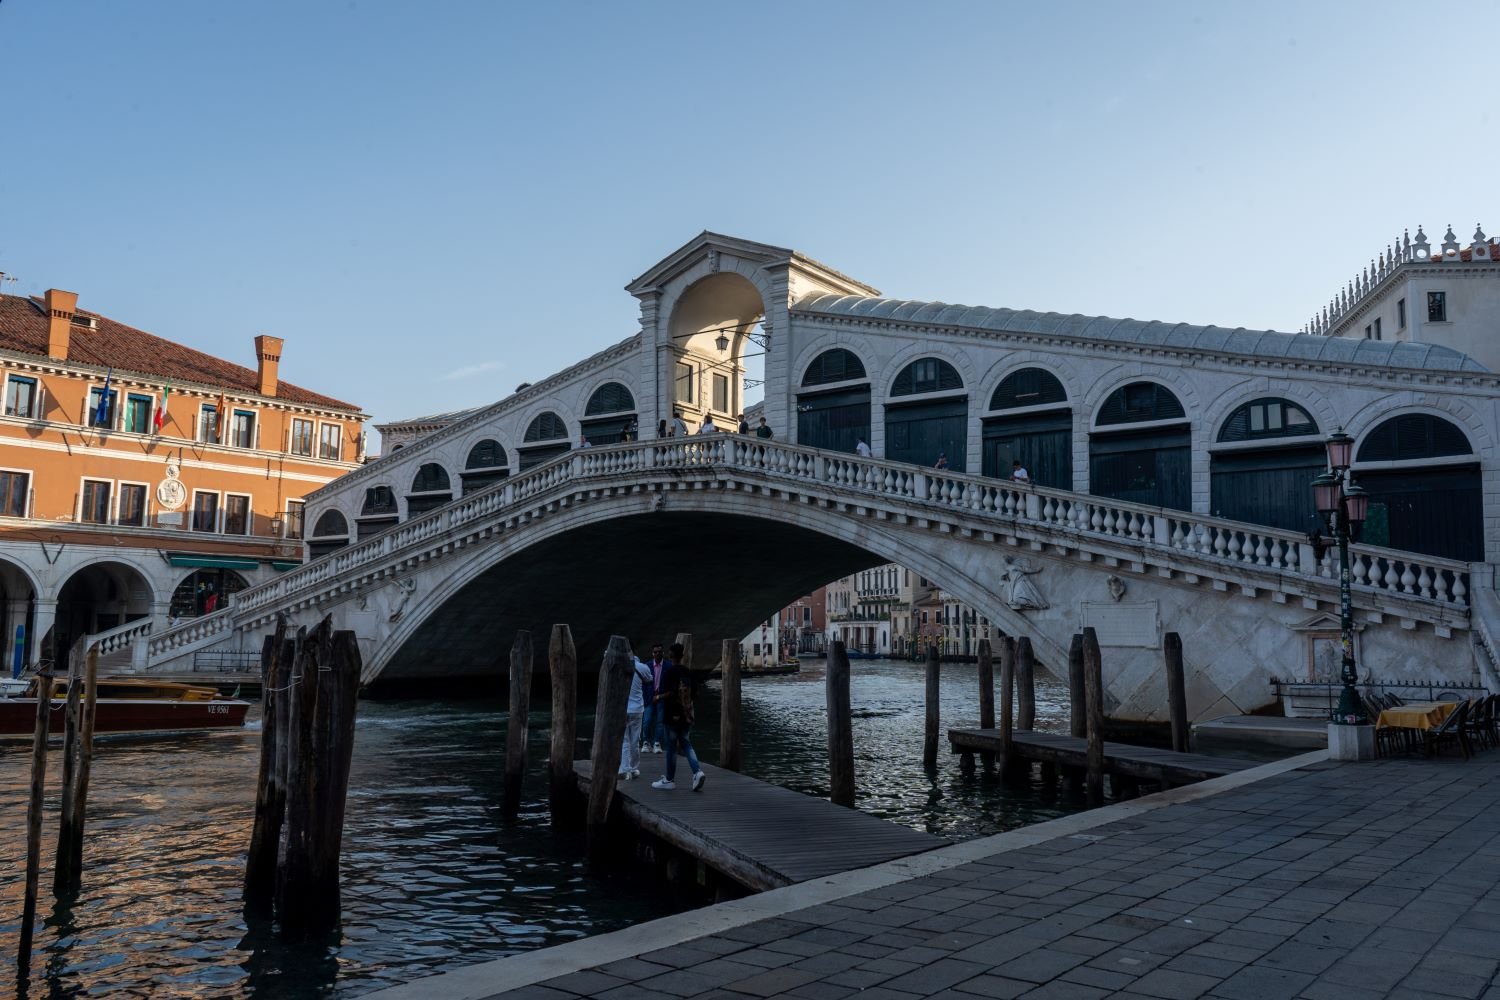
[357,485,400,540]
[169,568,251,619]
[53,561,153,672]
[981,368,1072,488]
[309,509,350,558]
[580,382,637,446]
[1089,381,1190,511]
[1209,397,1323,532]
[797,349,870,454]
[461,440,510,495]
[885,358,967,471]
[406,463,454,515]
[1353,413,1482,561]
[519,411,571,470]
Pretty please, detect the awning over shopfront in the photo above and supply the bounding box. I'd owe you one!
[167,554,261,571]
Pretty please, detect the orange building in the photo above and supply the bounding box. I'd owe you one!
[0,287,366,672]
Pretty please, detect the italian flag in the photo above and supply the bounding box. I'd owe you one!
[153,380,171,432]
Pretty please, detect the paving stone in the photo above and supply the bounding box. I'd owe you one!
[1208,964,1315,1000]
[1124,967,1223,999]
[1015,982,1110,999]
[785,982,858,1000]
[949,974,1036,999]
[881,957,992,994]
[723,966,822,997]
[543,970,630,995]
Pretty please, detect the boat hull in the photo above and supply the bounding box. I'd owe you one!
[0,697,251,739]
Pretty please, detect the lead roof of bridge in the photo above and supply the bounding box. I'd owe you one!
[794,293,1488,373]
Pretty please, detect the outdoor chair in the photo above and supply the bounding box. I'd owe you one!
[1385,693,1405,706]
[1468,694,1498,750]
[1366,695,1407,757]
[1424,700,1471,760]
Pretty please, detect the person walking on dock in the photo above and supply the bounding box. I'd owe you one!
[651,643,705,792]
[641,643,667,753]
[619,650,653,780]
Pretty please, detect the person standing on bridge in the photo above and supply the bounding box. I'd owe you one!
[619,650,653,780]
[671,411,689,438]
[737,413,750,434]
[1010,460,1030,484]
[856,438,872,458]
[698,415,716,435]
[651,642,705,792]
[933,452,949,471]
[755,416,773,440]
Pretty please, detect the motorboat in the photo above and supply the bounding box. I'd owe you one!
[0,675,251,739]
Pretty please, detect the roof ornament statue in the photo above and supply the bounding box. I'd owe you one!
[1412,226,1429,259]
[1441,225,1460,258]
[1476,225,1492,261]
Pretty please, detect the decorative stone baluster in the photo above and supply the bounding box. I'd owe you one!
[1382,560,1400,592]
[1253,536,1269,566]
[1416,565,1433,599]
[1453,574,1468,607]
[1399,562,1416,595]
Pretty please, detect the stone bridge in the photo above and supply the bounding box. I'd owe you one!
[114,436,1482,722]
[96,231,1500,721]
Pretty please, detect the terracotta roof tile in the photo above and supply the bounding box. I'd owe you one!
[0,294,361,412]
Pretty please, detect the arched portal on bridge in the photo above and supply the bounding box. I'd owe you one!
[462,440,510,495]
[665,271,766,431]
[1209,397,1323,531]
[1354,413,1482,560]
[885,358,967,470]
[54,560,153,671]
[358,485,399,539]
[581,382,637,445]
[1090,381,1190,511]
[797,348,870,453]
[407,463,454,515]
[310,509,351,558]
[982,367,1072,488]
[519,411,570,470]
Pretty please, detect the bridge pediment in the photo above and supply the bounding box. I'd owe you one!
[625,231,879,299]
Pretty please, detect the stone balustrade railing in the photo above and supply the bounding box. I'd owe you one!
[135,434,1473,664]
[88,617,154,657]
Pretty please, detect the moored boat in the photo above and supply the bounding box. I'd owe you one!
[0,676,251,739]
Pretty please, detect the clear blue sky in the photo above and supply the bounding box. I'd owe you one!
[2,2,1495,445]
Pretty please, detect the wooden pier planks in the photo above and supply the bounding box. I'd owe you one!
[574,762,945,892]
[948,728,1259,785]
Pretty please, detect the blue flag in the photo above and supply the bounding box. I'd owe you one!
[94,368,112,426]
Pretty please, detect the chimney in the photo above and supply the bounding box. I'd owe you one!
[44,288,78,360]
[254,334,284,397]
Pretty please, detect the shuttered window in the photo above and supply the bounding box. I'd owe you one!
[524,411,568,442]
[313,510,349,537]
[1216,398,1318,442]
[890,358,963,396]
[584,382,636,415]
[802,349,867,387]
[989,368,1066,410]
[1096,382,1185,426]
[411,463,451,493]
[361,486,399,515]
[466,440,508,469]
[1356,414,1472,463]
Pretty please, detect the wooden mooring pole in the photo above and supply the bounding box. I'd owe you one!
[245,619,291,915]
[1082,626,1105,805]
[54,643,101,896]
[53,640,85,896]
[719,639,742,772]
[1015,637,1036,732]
[1165,631,1189,753]
[998,636,1016,770]
[548,624,578,823]
[266,617,362,940]
[922,643,940,773]
[827,640,854,807]
[976,638,995,767]
[17,670,54,977]
[586,636,632,858]
[503,630,533,819]
[1068,633,1086,740]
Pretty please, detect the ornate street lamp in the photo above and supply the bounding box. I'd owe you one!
[1312,431,1370,727]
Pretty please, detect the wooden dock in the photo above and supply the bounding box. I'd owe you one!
[574,762,946,892]
[948,728,1260,787]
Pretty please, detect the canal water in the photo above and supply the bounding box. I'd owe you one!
[1,658,1081,997]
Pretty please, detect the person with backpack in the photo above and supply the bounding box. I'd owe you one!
[651,642,705,792]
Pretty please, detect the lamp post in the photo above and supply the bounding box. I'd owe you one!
[1311,430,1371,727]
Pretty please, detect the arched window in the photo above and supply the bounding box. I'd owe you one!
[1357,414,1473,462]
[411,463,451,493]
[360,486,398,516]
[989,369,1066,410]
[1217,398,1318,442]
[524,411,568,442]
[466,439,507,470]
[1096,382,1185,426]
[584,382,636,416]
[802,349,867,387]
[312,510,349,536]
[890,358,963,397]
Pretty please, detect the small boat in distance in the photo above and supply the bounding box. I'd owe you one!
[0,676,251,739]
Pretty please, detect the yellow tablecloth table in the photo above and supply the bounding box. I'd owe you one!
[1376,701,1460,731]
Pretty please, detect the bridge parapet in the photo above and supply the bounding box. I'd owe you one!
[131,435,1474,672]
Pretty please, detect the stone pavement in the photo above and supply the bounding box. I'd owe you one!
[382,753,1500,1000]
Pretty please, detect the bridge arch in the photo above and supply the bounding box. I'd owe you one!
[360,488,1065,687]
[54,559,155,670]
[1206,395,1323,531]
[880,350,973,472]
[1087,377,1192,511]
[661,269,772,434]
[407,462,454,515]
[357,484,401,538]
[309,508,351,558]
[795,346,872,453]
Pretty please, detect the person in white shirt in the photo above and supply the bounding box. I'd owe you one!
[698,416,716,434]
[670,411,689,438]
[1010,460,1031,484]
[577,435,592,449]
[620,650,654,780]
[856,438,872,457]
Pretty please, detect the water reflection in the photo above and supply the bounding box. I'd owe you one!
[1,657,1085,997]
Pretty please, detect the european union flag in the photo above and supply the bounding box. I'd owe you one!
[94,368,113,426]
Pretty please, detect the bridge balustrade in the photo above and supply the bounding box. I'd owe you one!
[139,435,1473,666]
